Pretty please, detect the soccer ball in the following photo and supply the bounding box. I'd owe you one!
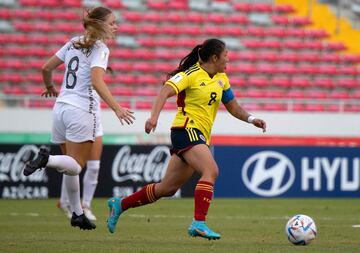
[285,214,317,245]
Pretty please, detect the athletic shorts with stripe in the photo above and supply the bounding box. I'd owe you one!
[170,127,207,160]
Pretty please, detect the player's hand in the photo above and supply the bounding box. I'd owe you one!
[115,107,135,125]
[252,118,266,133]
[41,86,58,98]
[145,117,157,134]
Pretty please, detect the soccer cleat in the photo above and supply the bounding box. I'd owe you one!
[83,207,97,221]
[23,146,50,176]
[188,220,221,240]
[57,200,72,220]
[107,197,122,233]
[70,212,96,230]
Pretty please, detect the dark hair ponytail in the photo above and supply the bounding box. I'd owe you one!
[167,38,226,78]
[167,45,202,78]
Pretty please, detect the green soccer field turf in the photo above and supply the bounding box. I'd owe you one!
[0,198,359,253]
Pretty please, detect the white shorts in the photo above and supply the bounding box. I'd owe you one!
[51,102,103,144]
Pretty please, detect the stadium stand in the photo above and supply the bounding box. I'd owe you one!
[0,0,359,112]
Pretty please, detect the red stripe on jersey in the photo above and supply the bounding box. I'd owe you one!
[177,90,186,115]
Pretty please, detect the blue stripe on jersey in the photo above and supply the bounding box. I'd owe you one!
[222,88,234,104]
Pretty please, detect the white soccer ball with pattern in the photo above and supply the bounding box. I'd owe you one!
[285,214,317,245]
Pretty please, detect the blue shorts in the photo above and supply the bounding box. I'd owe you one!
[170,127,207,159]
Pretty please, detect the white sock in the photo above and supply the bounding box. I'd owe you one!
[47,155,82,176]
[59,175,69,207]
[63,175,83,216]
[82,160,100,208]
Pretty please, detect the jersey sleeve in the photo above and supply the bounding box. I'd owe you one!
[55,41,71,62]
[90,44,109,70]
[165,72,189,94]
[222,74,231,90]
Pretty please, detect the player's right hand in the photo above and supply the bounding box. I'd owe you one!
[145,118,157,134]
[115,107,135,125]
[41,85,58,97]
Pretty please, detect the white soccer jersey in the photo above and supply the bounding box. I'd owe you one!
[55,36,109,113]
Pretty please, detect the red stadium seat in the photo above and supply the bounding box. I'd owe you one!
[341,54,360,64]
[132,61,153,73]
[142,12,162,22]
[291,77,310,88]
[287,90,305,99]
[306,29,329,39]
[227,14,249,25]
[274,4,295,14]
[261,52,279,62]
[136,101,152,109]
[122,12,143,22]
[337,78,358,89]
[337,65,358,76]
[137,75,158,85]
[233,64,257,75]
[304,104,326,112]
[233,3,252,12]
[247,76,268,87]
[236,51,258,62]
[104,0,124,9]
[135,87,157,97]
[318,65,338,75]
[163,102,177,110]
[324,42,347,51]
[344,104,360,112]
[186,12,205,23]
[111,87,133,96]
[271,76,291,88]
[263,103,287,111]
[278,52,300,63]
[307,89,328,99]
[229,76,246,87]
[265,89,286,98]
[277,64,298,75]
[252,3,273,13]
[257,64,276,75]
[329,90,349,99]
[245,89,266,98]
[313,77,334,89]
[114,74,136,85]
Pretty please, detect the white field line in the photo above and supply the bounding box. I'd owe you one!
[2,212,360,226]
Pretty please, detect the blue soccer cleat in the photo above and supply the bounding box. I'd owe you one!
[107,197,123,233]
[188,220,221,240]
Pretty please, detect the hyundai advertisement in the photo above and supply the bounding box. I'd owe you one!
[214,146,360,197]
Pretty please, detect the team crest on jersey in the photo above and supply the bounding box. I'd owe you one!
[199,134,206,142]
[217,80,224,87]
[170,73,183,83]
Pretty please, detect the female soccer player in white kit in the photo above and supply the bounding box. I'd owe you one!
[23,7,135,230]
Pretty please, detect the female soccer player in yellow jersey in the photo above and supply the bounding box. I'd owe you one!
[107,38,266,240]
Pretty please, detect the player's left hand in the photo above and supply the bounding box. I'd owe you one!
[41,85,58,98]
[252,118,266,133]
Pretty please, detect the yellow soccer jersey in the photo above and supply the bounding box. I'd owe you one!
[165,62,231,144]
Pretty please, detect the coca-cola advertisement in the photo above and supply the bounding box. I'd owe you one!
[0,144,198,199]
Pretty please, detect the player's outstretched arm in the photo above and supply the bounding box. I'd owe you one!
[145,84,176,134]
[91,67,135,125]
[224,98,266,132]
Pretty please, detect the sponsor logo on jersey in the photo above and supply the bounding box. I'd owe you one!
[217,80,224,87]
[170,73,183,83]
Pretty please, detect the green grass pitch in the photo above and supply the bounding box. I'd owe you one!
[0,198,359,253]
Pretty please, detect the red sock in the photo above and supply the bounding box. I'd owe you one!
[194,181,214,221]
[121,183,158,211]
